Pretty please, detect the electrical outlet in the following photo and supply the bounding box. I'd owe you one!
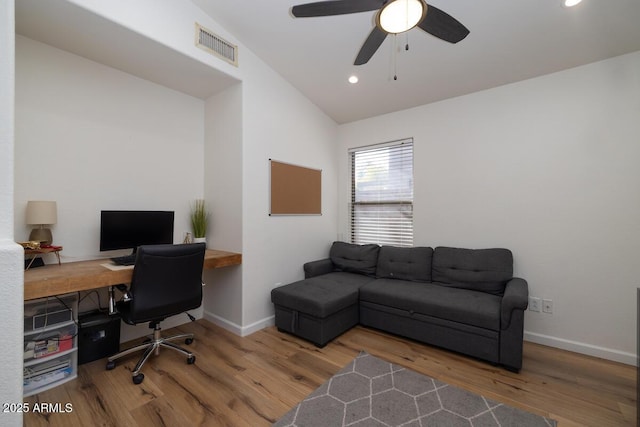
[542,299,553,314]
[529,297,541,312]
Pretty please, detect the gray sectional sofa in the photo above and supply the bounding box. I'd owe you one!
[271,242,529,371]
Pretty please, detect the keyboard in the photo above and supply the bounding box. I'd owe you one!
[110,254,136,266]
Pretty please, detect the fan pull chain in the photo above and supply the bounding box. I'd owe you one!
[393,34,398,81]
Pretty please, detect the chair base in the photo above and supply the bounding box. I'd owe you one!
[106,323,196,384]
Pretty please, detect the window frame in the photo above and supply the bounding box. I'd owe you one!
[349,138,414,247]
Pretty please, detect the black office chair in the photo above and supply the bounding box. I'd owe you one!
[106,243,206,384]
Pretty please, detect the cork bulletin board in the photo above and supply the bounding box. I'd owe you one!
[269,159,321,215]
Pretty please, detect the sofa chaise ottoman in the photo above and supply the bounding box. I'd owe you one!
[271,243,379,347]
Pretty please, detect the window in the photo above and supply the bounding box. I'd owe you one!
[350,139,413,247]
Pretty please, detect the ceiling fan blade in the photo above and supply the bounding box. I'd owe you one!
[292,0,383,18]
[418,4,470,43]
[354,26,387,65]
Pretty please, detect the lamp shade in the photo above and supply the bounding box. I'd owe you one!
[26,201,58,225]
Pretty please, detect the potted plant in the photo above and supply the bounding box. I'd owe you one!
[190,199,209,244]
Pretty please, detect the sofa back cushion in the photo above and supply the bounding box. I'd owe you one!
[330,241,380,276]
[376,246,433,282]
[432,247,513,295]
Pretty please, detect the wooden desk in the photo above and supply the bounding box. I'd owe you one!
[24,249,241,300]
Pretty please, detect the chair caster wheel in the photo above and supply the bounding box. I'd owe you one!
[106,361,116,370]
[185,338,194,345]
[132,373,144,384]
[187,355,196,364]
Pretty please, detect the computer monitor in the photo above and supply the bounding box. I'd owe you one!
[99,210,174,255]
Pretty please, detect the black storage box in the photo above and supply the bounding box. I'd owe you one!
[78,311,120,365]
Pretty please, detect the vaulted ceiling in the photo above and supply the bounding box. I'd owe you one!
[16,1,640,124]
[194,0,640,123]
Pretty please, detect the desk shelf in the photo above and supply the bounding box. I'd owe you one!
[24,319,76,339]
[23,354,77,396]
[23,293,78,397]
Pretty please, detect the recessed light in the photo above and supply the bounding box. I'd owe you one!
[563,0,583,7]
[348,75,359,84]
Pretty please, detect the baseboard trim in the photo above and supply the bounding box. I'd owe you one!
[241,315,275,336]
[203,311,275,337]
[199,314,637,366]
[524,331,637,366]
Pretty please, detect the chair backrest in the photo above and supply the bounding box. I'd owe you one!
[127,243,206,323]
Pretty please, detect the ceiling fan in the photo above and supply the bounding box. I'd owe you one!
[291,0,470,65]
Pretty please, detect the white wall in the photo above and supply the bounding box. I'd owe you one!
[239,47,339,331]
[338,51,640,364]
[14,36,207,341]
[66,0,240,82]
[200,27,340,335]
[15,36,205,260]
[203,83,244,329]
[0,0,24,425]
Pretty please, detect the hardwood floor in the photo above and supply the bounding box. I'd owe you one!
[24,320,636,426]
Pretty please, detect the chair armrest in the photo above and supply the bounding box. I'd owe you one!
[115,284,132,301]
[304,258,334,278]
[108,284,132,315]
[501,277,528,329]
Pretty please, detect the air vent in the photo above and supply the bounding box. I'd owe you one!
[195,23,238,66]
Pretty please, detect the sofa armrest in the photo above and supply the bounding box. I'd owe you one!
[304,258,335,278]
[501,277,528,329]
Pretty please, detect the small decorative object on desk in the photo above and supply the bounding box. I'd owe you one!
[19,241,41,249]
[40,244,63,250]
[190,199,210,245]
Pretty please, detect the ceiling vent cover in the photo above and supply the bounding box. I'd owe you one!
[195,23,238,66]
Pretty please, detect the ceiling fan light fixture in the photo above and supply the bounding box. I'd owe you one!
[562,0,583,7]
[377,0,426,34]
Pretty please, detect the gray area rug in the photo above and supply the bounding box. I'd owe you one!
[274,352,557,427]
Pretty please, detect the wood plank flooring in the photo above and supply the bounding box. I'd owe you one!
[24,320,636,426]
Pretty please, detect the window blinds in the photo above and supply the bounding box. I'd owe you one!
[350,139,414,247]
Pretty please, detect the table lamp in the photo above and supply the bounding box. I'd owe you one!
[26,200,57,245]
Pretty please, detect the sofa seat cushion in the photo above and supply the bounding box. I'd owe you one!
[376,246,433,282]
[271,272,375,318]
[432,247,513,295]
[359,279,502,331]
